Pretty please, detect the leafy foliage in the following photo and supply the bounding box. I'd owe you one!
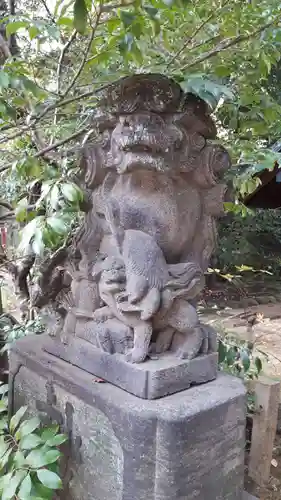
[217,209,281,273]
[218,335,263,381]
[0,0,279,260]
[218,331,265,414]
[0,384,66,499]
[0,316,44,354]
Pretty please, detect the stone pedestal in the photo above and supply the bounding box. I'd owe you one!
[45,335,218,399]
[9,335,246,500]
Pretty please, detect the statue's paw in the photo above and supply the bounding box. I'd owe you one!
[199,324,217,353]
[177,328,203,360]
[155,341,170,354]
[125,348,148,364]
[93,309,109,322]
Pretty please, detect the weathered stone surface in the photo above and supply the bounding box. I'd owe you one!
[248,376,280,486]
[243,493,259,500]
[44,335,218,399]
[31,73,231,384]
[10,335,246,500]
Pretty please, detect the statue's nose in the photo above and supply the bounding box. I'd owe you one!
[120,113,164,129]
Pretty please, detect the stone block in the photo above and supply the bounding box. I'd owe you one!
[44,335,218,399]
[243,493,259,500]
[10,335,246,500]
[248,376,280,486]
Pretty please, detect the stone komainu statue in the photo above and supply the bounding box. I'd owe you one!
[37,73,231,365]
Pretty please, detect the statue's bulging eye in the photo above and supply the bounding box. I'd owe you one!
[119,116,131,127]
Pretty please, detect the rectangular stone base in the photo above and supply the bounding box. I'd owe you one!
[44,335,218,399]
[10,336,246,500]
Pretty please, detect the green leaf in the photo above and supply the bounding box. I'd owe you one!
[255,356,262,374]
[6,21,28,35]
[241,350,251,372]
[29,26,40,40]
[74,0,88,34]
[119,33,134,54]
[26,448,61,468]
[16,416,41,440]
[46,433,68,447]
[60,182,81,203]
[0,385,8,396]
[19,217,43,252]
[144,6,159,18]
[37,469,62,490]
[10,406,28,433]
[218,340,226,364]
[150,19,160,37]
[14,450,26,468]
[0,398,8,413]
[120,10,136,28]
[41,425,59,442]
[32,228,45,256]
[226,347,237,366]
[15,197,29,223]
[49,184,60,210]
[18,474,32,500]
[2,470,26,499]
[57,16,73,26]
[0,437,9,461]
[44,448,62,464]
[0,72,10,89]
[20,77,42,97]
[46,216,67,235]
[131,22,142,40]
[19,433,43,450]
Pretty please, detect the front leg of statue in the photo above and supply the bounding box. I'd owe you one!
[126,322,153,363]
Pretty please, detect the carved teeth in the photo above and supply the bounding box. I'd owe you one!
[122,144,163,154]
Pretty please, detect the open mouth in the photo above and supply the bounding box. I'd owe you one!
[122,144,164,154]
[104,274,126,285]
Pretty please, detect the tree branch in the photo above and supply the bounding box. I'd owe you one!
[0,126,89,173]
[181,18,279,71]
[57,30,77,97]
[39,0,56,24]
[0,82,111,146]
[53,30,78,140]
[0,33,12,59]
[0,201,13,211]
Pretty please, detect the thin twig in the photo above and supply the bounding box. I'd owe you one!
[39,0,56,23]
[63,10,102,97]
[0,201,13,211]
[189,34,221,53]
[0,82,109,146]
[57,30,77,97]
[0,211,15,220]
[0,126,89,174]
[101,1,135,11]
[53,30,78,139]
[181,18,279,71]
[167,0,230,68]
